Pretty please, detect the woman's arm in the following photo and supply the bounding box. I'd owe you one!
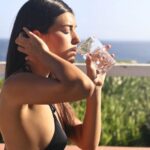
[79,87,102,150]
[68,52,108,150]
[66,88,102,150]
[77,55,106,149]
[1,28,94,106]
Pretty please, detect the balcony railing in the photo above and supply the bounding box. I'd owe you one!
[1,61,150,78]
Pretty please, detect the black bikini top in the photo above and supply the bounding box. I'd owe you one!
[44,105,67,150]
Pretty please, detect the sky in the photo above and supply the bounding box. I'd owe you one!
[1,0,150,41]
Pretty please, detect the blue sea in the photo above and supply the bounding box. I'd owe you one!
[0,39,150,63]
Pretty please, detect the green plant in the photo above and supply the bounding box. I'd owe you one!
[0,79,4,88]
[72,77,150,146]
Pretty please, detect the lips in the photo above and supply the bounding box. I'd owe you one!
[68,47,77,56]
[70,47,77,52]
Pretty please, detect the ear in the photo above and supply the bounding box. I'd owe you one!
[32,30,43,38]
[32,30,47,42]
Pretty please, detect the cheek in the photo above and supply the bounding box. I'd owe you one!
[47,34,70,55]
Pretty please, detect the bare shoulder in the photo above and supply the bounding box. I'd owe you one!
[1,72,33,97]
[0,72,64,105]
[1,72,53,94]
[3,72,43,87]
[0,72,46,105]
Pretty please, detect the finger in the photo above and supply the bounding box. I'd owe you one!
[15,33,28,47]
[103,44,111,51]
[17,46,25,53]
[85,53,92,65]
[21,31,29,38]
[111,53,115,58]
[23,27,36,38]
[23,27,39,39]
[15,37,21,45]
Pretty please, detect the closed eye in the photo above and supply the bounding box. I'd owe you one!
[61,25,77,34]
[61,26,71,34]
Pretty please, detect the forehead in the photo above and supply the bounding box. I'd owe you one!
[52,12,76,28]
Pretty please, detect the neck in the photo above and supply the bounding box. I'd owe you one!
[28,61,50,77]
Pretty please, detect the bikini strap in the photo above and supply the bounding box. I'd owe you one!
[50,104,56,113]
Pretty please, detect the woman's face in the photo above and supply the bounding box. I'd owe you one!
[41,12,80,63]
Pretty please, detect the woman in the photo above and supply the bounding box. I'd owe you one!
[0,0,107,149]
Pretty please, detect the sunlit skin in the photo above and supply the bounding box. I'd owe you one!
[26,12,80,77]
[0,12,109,150]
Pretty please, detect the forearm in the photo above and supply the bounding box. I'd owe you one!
[81,87,102,149]
[37,51,94,96]
[38,50,78,80]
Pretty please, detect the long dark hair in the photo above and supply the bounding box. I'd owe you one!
[5,0,73,79]
[5,0,77,137]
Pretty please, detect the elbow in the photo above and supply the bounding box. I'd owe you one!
[62,76,95,100]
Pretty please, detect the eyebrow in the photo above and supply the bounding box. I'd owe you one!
[61,24,77,28]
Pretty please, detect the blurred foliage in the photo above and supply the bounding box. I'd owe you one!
[0,79,4,88]
[72,77,150,146]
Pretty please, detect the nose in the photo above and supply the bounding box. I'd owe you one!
[71,31,80,45]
